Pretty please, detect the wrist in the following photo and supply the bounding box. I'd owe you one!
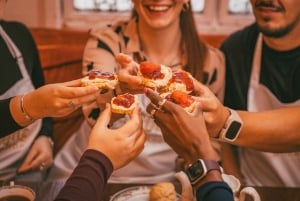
[10,95,35,126]
[216,108,243,142]
[185,159,222,190]
[193,170,223,191]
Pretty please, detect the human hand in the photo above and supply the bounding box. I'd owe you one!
[17,136,53,173]
[87,103,146,170]
[115,53,144,94]
[24,79,99,119]
[193,79,229,138]
[145,88,218,164]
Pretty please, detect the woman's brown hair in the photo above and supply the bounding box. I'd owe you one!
[180,2,208,81]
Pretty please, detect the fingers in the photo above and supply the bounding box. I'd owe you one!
[121,106,142,138]
[58,85,99,99]
[17,149,52,173]
[118,71,143,86]
[190,101,202,116]
[95,103,111,128]
[144,88,178,114]
[115,53,133,64]
[193,78,207,96]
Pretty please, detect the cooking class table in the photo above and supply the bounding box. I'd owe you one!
[4,179,300,201]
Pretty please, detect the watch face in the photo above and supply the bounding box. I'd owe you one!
[186,160,205,182]
[225,120,242,140]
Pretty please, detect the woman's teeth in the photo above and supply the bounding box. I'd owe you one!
[148,5,169,12]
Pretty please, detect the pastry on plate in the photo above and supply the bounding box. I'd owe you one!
[149,182,176,201]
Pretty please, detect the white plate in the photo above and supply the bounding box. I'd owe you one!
[109,186,181,201]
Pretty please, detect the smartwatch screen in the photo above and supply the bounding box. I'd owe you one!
[225,121,242,140]
[187,160,204,181]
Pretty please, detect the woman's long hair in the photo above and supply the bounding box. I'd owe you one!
[131,2,208,81]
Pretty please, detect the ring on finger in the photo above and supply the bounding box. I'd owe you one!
[68,100,76,109]
[150,108,157,119]
[157,99,167,110]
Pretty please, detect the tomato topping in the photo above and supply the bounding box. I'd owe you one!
[88,70,116,80]
[171,70,194,91]
[165,91,194,108]
[140,61,165,79]
[112,93,135,108]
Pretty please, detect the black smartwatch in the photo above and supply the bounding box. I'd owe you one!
[185,159,221,185]
[218,108,243,142]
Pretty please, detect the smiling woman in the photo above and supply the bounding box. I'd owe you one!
[73,0,204,12]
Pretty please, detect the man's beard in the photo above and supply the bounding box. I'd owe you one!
[257,20,296,38]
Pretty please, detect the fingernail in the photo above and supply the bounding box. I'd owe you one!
[143,87,147,94]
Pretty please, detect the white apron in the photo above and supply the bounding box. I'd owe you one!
[0,25,41,181]
[240,34,300,187]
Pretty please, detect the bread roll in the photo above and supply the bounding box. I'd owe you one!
[81,70,118,89]
[149,182,177,201]
[161,91,197,113]
[168,69,194,94]
[138,61,172,92]
[111,93,138,114]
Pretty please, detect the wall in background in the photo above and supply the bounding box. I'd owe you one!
[3,0,254,35]
[3,0,61,28]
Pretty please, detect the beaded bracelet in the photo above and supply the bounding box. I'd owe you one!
[20,94,34,122]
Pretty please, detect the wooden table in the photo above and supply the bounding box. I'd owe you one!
[103,183,300,201]
[9,179,300,201]
[251,186,300,201]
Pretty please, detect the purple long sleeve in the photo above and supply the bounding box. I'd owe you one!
[54,149,113,201]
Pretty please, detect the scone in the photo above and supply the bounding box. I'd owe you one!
[81,70,118,89]
[111,93,138,114]
[138,61,172,92]
[168,69,194,94]
[149,182,176,201]
[161,91,197,113]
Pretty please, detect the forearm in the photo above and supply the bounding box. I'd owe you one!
[38,117,53,138]
[234,107,300,152]
[195,181,233,201]
[55,149,113,201]
[0,97,22,137]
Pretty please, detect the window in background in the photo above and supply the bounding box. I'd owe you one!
[63,0,254,34]
[228,0,252,14]
[73,0,205,12]
[218,0,254,28]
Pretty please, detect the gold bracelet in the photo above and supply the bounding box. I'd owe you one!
[20,94,34,122]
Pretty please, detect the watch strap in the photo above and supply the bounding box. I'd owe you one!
[203,160,221,172]
[218,108,243,142]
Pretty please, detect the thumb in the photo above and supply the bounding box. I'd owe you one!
[190,101,203,116]
[94,103,112,128]
[115,53,132,65]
